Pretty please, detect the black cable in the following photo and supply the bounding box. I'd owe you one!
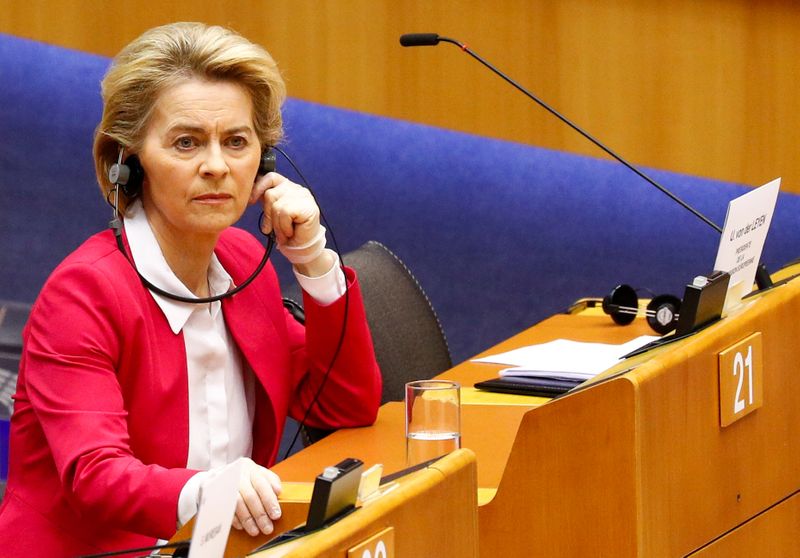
[274,145,351,460]
[109,216,275,304]
[78,540,189,558]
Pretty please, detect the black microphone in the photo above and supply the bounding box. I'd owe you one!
[399,33,441,47]
[400,32,777,290]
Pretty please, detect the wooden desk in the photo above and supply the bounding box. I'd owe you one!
[169,450,479,557]
[474,277,799,556]
[256,449,478,557]
[192,272,800,557]
[274,314,650,490]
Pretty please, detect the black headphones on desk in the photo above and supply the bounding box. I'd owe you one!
[601,284,681,335]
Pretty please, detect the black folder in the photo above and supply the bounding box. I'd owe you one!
[474,375,584,398]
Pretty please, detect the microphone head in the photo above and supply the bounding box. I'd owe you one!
[399,33,440,47]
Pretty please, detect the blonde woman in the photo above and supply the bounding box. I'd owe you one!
[0,22,381,556]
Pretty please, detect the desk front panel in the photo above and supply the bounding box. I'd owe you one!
[270,278,800,557]
[633,280,800,556]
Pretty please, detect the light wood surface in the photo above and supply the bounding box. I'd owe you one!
[686,492,800,557]
[2,0,800,192]
[273,402,534,491]
[476,275,800,556]
[630,281,800,555]
[167,450,478,558]
[256,449,478,557]
[265,272,799,556]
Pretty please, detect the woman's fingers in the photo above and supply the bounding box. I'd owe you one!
[235,494,266,536]
[254,173,320,245]
[264,467,283,497]
[234,460,283,536]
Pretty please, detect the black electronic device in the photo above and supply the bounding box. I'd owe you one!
[675,270,730,336]
[258,148,277,176]
[305,457,364,531]
[601,284,682,335]
[617,270,731,359]
[251,457,365,554]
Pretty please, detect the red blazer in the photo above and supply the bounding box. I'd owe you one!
[0,228,381,557]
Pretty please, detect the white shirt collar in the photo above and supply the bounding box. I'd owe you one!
[124,201,234,334]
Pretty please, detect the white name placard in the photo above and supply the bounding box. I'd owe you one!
[713,178,780,308]
[189,460,242,558]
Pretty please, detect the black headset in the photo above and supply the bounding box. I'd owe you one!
[108,149,277,202]
[602,284,681,335]
[106,148,278,304]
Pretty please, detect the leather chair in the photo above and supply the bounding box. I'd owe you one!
[279,241,452,457]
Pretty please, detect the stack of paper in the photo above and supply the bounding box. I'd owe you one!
[472,335,658,381]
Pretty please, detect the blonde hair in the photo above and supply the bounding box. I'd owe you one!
[93,22,286,213]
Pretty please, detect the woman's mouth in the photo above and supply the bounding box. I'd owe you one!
[194,193,232,203]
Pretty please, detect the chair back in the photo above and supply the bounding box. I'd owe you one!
[279,241,452,454]
[342,241,452,402]
[283,241,452,403]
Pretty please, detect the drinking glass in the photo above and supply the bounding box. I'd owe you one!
[404,380,461,466]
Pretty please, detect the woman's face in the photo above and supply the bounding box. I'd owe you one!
[137,77,261,243]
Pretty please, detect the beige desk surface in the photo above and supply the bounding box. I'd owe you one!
[273,313,654,489]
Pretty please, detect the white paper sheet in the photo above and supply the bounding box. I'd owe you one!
[472,335,658,380]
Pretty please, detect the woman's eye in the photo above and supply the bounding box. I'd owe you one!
[175,137,196,150]
[227,136,247,148]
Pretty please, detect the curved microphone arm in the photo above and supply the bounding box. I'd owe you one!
[399,32,723,234]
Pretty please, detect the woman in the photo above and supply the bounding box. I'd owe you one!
[0,22,381,556]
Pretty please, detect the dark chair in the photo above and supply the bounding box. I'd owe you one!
[0,300,30,501]
[279,241,452,457]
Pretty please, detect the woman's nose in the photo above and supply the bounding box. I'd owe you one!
[199,144,229,177]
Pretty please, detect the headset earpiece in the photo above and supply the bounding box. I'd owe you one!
[259,148,276,176]
[121,156,144,198]
[107,161,130,187]
[108,154,144,199]
[602,284,638,325]
[645,294,681,335]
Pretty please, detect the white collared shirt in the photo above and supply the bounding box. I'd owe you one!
[125,202,256,476]
[124,201,345,526]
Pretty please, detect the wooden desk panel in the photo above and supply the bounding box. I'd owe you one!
[267,278,800,557]
[686,491,800,558]
[258,449,479,558]
[274,403,533,490]
[478,377,639,557]
[632,281,800,556]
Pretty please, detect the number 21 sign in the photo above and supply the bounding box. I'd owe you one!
[718,332,763,427]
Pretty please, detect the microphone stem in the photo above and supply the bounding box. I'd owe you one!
[437,36,723,234]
